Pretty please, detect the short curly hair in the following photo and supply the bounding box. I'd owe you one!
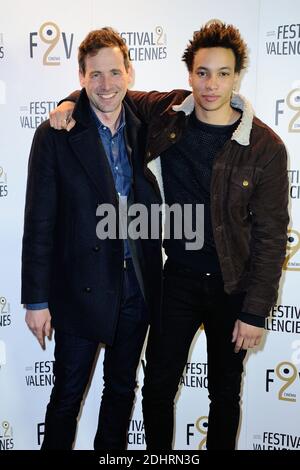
[182,22,247,73]
[78,27,130,75]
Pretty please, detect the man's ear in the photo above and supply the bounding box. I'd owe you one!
[233,72,240,91]
[188,72,192,87]
[127,62,135,89]
[79,69,85,88]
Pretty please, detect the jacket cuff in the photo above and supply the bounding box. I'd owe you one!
[26,302,48,310]
[238,312,266,328]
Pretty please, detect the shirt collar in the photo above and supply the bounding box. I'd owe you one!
[91,105,126,134]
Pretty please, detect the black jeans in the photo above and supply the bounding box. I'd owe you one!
[41,259,149,450]
[142,259,247,450]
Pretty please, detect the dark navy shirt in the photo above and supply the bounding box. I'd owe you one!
[92,106,132,260]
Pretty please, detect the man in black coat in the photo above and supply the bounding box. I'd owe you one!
[21,28,162,450]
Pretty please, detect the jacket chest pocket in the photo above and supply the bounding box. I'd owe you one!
[228,168,258,204]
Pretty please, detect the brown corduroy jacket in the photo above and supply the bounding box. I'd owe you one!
[126,89,289,319]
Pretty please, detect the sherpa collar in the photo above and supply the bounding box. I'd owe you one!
[172,92,254,146]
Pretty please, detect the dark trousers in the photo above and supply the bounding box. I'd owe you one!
[142,259,247,450]
[41,259,148,450]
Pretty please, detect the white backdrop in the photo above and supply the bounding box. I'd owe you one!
[0,0,299,451]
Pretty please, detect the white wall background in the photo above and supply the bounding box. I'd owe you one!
[0,0,299,450]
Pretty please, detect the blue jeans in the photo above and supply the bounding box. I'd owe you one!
[142,259,247,450]
[42,259,148,450]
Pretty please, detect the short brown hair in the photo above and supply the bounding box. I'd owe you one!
[182,22,247,73]
[78,27,130,74]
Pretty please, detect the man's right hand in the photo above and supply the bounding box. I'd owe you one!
[49,101,76,131]
[25,308,52,349]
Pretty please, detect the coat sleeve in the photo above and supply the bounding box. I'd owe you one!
[243,142,289,316]
[21,122,58,304]
[126,89,189,123]
[59,90,80,105]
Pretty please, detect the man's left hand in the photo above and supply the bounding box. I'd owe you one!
[232,319,264,353]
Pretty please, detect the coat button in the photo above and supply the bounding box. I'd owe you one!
[147,151,151,158]
[169,131,176,139]
[215,225,223,232]
[93,245,100,252]
[84,287,92,293]
[242,180,249,187]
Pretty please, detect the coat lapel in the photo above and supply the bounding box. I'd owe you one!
[123,99,142,165]
[68,89,117,205]
[69,127,117,205]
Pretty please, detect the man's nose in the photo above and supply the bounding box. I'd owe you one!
[100,75,111,90]
[206,75,218,89]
